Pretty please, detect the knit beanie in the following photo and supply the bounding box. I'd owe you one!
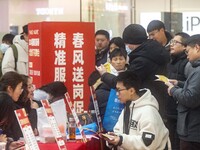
[122,24,147,44]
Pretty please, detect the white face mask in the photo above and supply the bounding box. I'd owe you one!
[0,43,9,53]
[125,45,132,55]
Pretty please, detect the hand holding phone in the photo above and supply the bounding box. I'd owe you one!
[101,133,115,140]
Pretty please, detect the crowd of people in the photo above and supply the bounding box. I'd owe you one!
[0,19,200,150]
[90,20,200,150]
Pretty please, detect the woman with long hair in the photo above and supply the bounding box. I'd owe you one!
[0,71,23,140]
[15,75,39,135]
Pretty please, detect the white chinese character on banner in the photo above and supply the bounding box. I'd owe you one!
[72,32,84,48]
[73,50,84,65]
[54,50,66,65]
[72,67,84,82]
[29,38,40,46]
[54,67,66,82]
[54,32,66,48]
[29,49,34,56]
[34,49,40,57]
[73,84,84,99]
[34,70,40,76]
[29,70,33,75]
[74,101,84,113]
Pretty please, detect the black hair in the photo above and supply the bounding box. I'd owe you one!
[108,37,125,50]
[175,32,190,46]
[2,33,15,44]
[0,71,23,92]
[22,24,28,34]
[19,75,29,100]
[16,75,31,113]
[147,20,165,33]
[109,48,127,60]
[95,29,110,40]
[39,81,67,98]
[0,92,15,129]
[116,71,141,94]
[185,34,200,47]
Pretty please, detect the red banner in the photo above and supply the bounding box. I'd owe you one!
[28,22,95,112]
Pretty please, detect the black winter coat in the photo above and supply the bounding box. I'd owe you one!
[95,47,109,66]
[96,40,170,119]
[128,39,170,119]
[166,52,188,118]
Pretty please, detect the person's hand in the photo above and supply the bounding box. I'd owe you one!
[165,80,175,96]
[165,82,174,96]
[168,79,178,85]
[8,141,25,150]
[100,132,120,146]
[0,134,7,142]
[95,64,107,76]
[107,132,120,146]
[30,100,39,109]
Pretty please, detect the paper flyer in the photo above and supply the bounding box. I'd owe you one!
[155,75,169,83]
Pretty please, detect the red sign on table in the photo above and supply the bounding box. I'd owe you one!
[15,108,40,150]
[41,99,67,150]
[28,22,95,113]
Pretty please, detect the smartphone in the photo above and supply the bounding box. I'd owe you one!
[101,133,115,140]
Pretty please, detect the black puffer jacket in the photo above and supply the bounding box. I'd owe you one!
[166,52,188,118]
[128,39,170,119]
[128,39,170,80]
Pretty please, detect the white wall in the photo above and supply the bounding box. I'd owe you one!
[7,0,80,34]
[48,0,80,21]
[0,0,9,33]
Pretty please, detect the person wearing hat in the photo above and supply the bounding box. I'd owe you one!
[96,24,170,130]
[123,24,170,121]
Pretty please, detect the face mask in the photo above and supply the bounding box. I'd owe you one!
[0,43,9,53]
[125,45,132,55]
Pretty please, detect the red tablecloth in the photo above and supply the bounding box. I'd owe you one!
[38,137,102,150]
[38,141,86,150]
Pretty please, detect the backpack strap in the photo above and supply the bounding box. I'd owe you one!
[10,44,18,71]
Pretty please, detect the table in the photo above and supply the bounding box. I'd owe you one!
[38,141,87,150]
[38,137,101,150]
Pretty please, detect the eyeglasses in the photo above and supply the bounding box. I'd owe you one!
[116,88,127,93]
[170,39,183,46]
